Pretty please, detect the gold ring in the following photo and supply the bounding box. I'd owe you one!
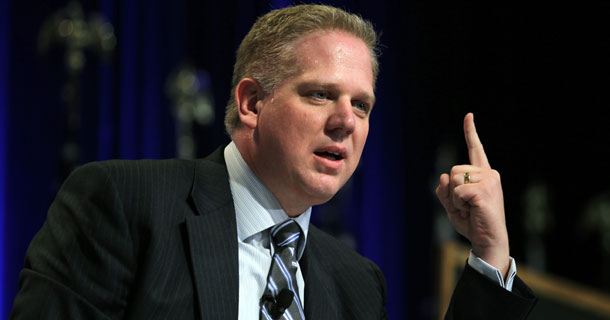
[464,172,471,184]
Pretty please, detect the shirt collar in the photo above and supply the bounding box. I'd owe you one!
[224,142,311,257]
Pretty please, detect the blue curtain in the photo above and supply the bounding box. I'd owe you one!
[0,1,419,319]
[0,1,10,317]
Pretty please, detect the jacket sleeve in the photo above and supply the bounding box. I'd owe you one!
[444,263,537,320]
[372,262,389,320]
[10,162,135,320]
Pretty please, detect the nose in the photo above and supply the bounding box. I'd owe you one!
[325,98,355,140]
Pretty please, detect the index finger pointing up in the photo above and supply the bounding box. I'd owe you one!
[464,113,491,168]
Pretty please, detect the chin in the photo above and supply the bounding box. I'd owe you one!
[302,182,344,205]
[296,170,350,205]
[306,193,336,207]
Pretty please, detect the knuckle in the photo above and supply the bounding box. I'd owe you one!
[450,166,459,176]
[451,174,460,185]
[450,165,465,176]
[486,170,501,187]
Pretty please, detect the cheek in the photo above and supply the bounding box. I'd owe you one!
[354,124,369,150]
[347,126,368,168]
[289,110,326,138]
[264,112,316,153]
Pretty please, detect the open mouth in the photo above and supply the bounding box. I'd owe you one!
[314,151,344,161]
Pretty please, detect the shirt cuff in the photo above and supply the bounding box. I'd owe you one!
[467,250,517,292]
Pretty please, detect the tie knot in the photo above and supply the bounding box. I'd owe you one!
[270,219,301,251]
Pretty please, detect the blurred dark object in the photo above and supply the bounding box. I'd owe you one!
[38,0,116,178]
[165,64,214,159]
[580,191,610,292]
[523,181,554,272]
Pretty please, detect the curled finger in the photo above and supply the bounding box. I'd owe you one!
[436,173,454,212]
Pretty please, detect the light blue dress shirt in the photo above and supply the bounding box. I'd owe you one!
[224,142,311,320]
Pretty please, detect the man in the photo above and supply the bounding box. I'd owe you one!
[10,4,536,319]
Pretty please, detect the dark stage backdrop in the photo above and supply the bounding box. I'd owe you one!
[2,1,610,320]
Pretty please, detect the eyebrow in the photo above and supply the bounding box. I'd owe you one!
[297,81,376,105]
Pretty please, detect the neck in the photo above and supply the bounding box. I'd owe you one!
[232,132,311,217]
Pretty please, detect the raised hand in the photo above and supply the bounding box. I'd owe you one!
[436,113,510,276]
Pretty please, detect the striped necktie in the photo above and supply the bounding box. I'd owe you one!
[260,219,305,320]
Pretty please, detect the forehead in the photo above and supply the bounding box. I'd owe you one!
[290,31,374,92]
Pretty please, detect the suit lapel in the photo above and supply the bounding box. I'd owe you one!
[301,226,340,319]
[184,148,239,319]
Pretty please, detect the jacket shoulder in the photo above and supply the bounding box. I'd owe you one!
[75,158,196,182]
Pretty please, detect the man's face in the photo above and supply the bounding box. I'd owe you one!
[251,30,375,215]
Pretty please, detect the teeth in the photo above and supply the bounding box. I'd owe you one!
[315,150,343,161]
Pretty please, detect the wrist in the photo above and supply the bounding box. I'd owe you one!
[472,245,510,277]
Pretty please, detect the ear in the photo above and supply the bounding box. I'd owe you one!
[235,78,264,129]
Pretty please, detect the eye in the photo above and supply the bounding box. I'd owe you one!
[312,92,328,100]
[353,101,369,113]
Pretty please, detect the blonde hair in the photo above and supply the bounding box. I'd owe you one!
[224,4,380,135]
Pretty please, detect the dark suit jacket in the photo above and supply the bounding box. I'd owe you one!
[11,148,535,319]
